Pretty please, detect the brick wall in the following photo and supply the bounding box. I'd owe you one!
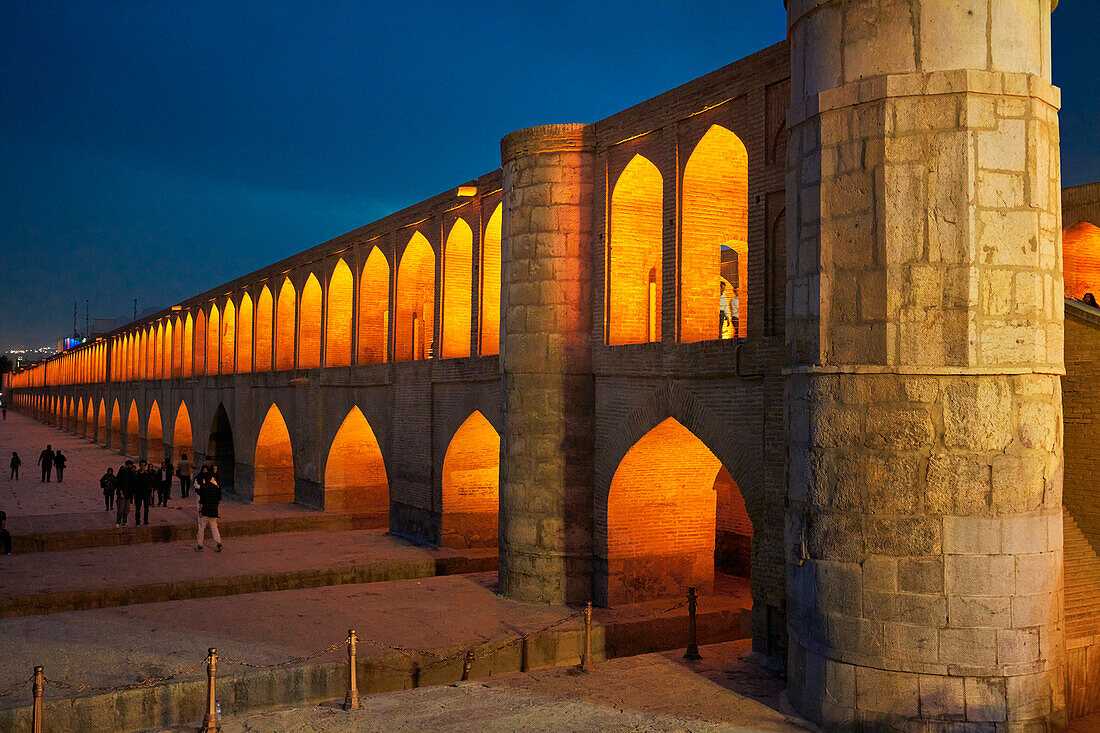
[1064,300,1100,550]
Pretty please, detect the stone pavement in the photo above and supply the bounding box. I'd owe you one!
[149,639,815,733]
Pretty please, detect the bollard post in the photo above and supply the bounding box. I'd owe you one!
[581,602,594,672]
[199,648,219,733]
[344,629,360,711]
[461,651,474,681]
[684,586,701,661]
[32,666,43,733]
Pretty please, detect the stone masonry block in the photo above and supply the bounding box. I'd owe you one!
[965,677,1008,722]
[918,673,966,720]
[944,516,1001,554]
[945,555,1014,597]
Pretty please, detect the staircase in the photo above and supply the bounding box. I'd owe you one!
[1064,510,1100,640]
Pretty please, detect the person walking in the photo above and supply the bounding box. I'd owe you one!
[177,452,192,498]
[194,467,222,552]
[100,468,116,511]
[0,511,11,555]
[115,462,134,527]
[38,445,54,483]
[9,452,20,480]
[163,457,174,503]
[2,405,7,420]
[133,461,152,526]
[53,450,67,483]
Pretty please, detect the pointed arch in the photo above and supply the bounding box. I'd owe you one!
[358,247,390,364]
[174,401,193,459]
[480,203,502,356]
[608,154,663,345]
[442,218,473,358]
[147,400,164,462]
[194,309,207,376]
[207,303,220,375]
[183,313,194,377]
[172,316,183,377]
[254,404,295,503]
[256,285,274,371]
[153,322,164,379]
[98,398,108,445]
[276,279,296,371]
[396,231,435,361]
[299,273,323,369]
[84,398,93,438]
[110,399,122,450]
[326,259,354,367]
[125,399,140,457]
[221,298,236,374]
[441,411,500,548]
[207,403,235,489]
[238,293,253,373]
[162,319,173,379]
[680,125,749,343]
[324,407,388,514]
[77,396,85,435]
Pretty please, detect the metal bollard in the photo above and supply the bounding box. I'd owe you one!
[581,602,594,672]
[684,586,701,661]
[460,651,474,681]
[32,666,43,733]
[199,648,219,733]
[344,629,360,711]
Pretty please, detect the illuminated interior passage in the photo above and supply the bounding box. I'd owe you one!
[276,279,296,371]
[299,273,322,369]
[110,400,121,450]
[207,404,235,487]
[358,247,390,364]
[183,314,194,377]
[441,411,499,548]
[680,125,749,343]
[396,232,435,361]
[162,320,173,378]
[253,404,295,503]
[173,401,193,459]
[442,219,473,358]
[714,466,753,577]
[194,309,207,377]
[326,259,353,367]
[125,400,140,457]
[608,154,663,345]
[221,299,236,374]
[153,323,163,379]
[172,316,183,377]
[207,304,220,375]
[97,399,107,445]
[323,407,388,514]
[1064,221,1100,300]
[480,204,502,356]
[238,292,253,373]
[147,401,164,462]
[255,285,273,372]
[77,397,84,435]
[84,399,93,438]
[602,417,724,604]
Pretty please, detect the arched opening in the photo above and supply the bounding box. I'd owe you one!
[174,401,193,459]
[238,292,253,373]
[76,397,84,435]
[254,404,294,503]
[324,407,388,515]
[608,154,663,345]
[598,417,752,606]
[207,304,220,375]
[299,273,322,369]
[162,319,173,379]
[480,204,502,356]
[207,404,235,490]
[110,399,121,451]
[221,299,236,374]
[172,316,183,377]
[97,399,107,445]
[84,398,93,439]
[441,410,499,548]
[194,309,207,376]
[147,401,164,462]
[442,218,473,358]
[680,125,749,343]
[125,400,140,457]
[396,231,435,361]
[358,247,390,364]
[183,313,194,377]
[276,279,296,371]
[1063,221,1100,301]
[153,323,163,379]
[256,285,274,372]
[326,259,353,367]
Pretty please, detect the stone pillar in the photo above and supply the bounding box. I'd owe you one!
[498,124,596,604]
[785,0,1065,728]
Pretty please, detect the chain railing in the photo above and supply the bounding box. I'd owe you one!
[13,586,708,731]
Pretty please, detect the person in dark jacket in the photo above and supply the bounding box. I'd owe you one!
[156,461,171,506]
[115,462,134,527]
[162,458,174,505]
[100,468,116,511]
[38,445,54,483]
[53,450,67,483]
[194,467,222,552]
[133,461,152,526]
[9,452,20,480]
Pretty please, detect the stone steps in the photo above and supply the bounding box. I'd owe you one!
[1063,511,1100,641]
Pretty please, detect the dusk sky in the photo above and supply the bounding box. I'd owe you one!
[2,1,1098,350]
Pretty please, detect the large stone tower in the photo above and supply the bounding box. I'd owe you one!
[784,0,1065,728]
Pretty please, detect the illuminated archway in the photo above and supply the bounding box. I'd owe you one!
[276,279,296,370]
[183,313,194,377]
[254,404,295,503]
[442,218,473,358]
[441,411,499,548]
[172,316,183,377]
[480,204,502,356]
[125,400,140,457]
[110,399,122,451]
[358,247,390,364]
[599,417,751,605]
[256,285,274,371]
[77,397,84,435]
[173,401,193,460]
[84,398,93,439]
[238,292,253,373]
[299,273,322,369]
[194,309,207,376]
[608,154,663,345]
[162,319,173,379]
[154,322,164,379]
[680,125,749,343]
[221,299,236,374]
[326,259,353,367]
[97,399,107,445]
[207,304,220,375]
[147,401,164,462]
[1064,221,1100,300]
[323,407,388,514]
[396,231,435,361]
[207,404,235,488]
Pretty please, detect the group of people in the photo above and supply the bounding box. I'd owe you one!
[6,445,68,482]
[97,453,222,551]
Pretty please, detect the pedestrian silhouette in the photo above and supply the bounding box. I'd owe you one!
[9,452,20,480]
[38,445,54,483]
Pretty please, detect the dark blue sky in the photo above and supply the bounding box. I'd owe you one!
[2,2,1097,350]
